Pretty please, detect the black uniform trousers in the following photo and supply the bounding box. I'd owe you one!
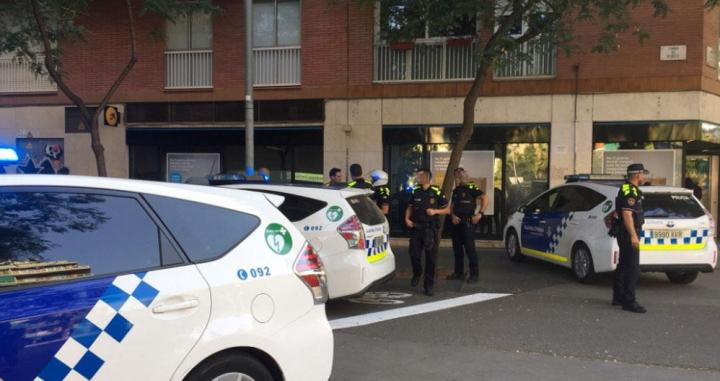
[409,222,439,290]
[451,219,478,277]
[613,231,641,305]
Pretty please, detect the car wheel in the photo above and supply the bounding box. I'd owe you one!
[186,353,275,381]
[572,244,597,283]
[666,271,699,284]
[506,229,524,262]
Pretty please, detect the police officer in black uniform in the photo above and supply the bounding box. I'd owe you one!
[347,163,372,189]
[370,169,391,215]
[405,168,450,296]
[447,167,489,283]
[613,163,648,313]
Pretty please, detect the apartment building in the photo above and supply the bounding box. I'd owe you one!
[2,0,720,237]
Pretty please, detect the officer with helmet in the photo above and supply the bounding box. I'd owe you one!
[370,169,391,215]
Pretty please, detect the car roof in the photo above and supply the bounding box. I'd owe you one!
[0,175,272,212]
[639,186,693,194]
[224,183,373,198]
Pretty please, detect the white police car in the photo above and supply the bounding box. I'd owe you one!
[0,175,333,381]
[223,183,396,299]
[504,177,717,283]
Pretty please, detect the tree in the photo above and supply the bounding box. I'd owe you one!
[0,0,217,176]
[369,0,681,202]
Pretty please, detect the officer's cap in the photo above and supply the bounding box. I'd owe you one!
[626,163,649,175]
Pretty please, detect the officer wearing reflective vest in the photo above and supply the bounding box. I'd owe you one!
[613,163,648,313]
[404,168,450,296]
[347,163,372,189]
[447,167,489,283]
[370,169,391,215]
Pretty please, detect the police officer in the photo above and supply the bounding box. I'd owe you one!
[405,168,450,296]
[613,163,648,313]
[327,167,345,187]
[447,167,489,283]
[347,163,372,189]
[370,169,391,215]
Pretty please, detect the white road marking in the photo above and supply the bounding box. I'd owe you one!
[330,292,511,330]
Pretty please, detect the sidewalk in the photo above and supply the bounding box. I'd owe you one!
[390,237,504,249]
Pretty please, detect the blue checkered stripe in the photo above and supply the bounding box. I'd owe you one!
[640,229,709,245]
[37,272,159,381]
[547,212,575,253]
[365,234,389,257]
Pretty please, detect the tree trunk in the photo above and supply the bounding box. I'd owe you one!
[89,116,107,177]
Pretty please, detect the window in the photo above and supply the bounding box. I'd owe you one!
[347,196,386,225]
[526,189,558,214]
[166,12,213,51]
[553,186,605,213]
[253,0,301,47]
[240,190,327,222]
[144,195,260,262]
[643,193,706,219]
[378,1,476,40]
[0,190,170,288]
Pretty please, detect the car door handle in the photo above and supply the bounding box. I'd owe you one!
[538,221,547,224]
[570,221,579,226]
[152,299,199,314]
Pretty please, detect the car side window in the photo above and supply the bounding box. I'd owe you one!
[241,189,328,222]
[0,190,166,289]
[527,189,559,214]
[578,187,607,212]
[554,186,583,213]
[144,194,260,262]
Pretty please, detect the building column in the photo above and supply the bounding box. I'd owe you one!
[324,99,383,183]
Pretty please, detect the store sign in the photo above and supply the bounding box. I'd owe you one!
[166,153,221,183]
[600,149,678,186]
[430,150,495,215]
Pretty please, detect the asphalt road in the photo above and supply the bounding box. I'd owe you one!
[327,245,720,381]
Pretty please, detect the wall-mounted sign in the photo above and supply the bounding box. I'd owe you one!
[599,149,680,187]
[660,45,687,61]
[166,153,221,183]
[104,106,120,127]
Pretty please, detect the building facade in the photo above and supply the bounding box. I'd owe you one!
[2,0,720,237]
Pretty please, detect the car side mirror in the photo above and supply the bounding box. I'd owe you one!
[518,205,526,214]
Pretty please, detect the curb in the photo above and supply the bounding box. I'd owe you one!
[390,238,504,249]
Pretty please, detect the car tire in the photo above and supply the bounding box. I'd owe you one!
[506,229,524,262]
[666,270,699,284]
[185,353,275,381]
[572,243,597,284]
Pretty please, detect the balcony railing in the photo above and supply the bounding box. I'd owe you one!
[494,39,556,79]
[375,38,479,82]
[0,56,56,93]
[253,46,301,87]
[374,37,556,82]
[165,50,213,89]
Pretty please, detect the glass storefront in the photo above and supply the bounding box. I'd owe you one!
[127,127,324,184]
[383,124,550,239]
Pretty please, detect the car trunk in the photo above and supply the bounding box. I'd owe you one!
[345,195,389,263]
[641,192,711,253]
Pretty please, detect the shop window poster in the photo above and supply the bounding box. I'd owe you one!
[15,138,70,175]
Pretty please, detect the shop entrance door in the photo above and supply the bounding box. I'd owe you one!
[686,155,719,237]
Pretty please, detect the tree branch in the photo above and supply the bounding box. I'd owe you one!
[94,0,138,120]
[28,0,92,123]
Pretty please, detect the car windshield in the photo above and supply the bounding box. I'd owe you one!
[346,195,385,225]
[643,193,705,219]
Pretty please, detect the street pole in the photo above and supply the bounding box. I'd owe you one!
[245,0,255,176]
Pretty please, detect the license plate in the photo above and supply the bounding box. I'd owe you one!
[650,230,685,239]
[373,236,385,247]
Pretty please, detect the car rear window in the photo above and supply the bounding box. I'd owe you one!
[643,193,705,219]
[144,194,260,262]
[240,190,328,222]
[346,196,385,225]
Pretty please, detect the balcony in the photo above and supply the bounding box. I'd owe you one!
[0,56,56,94]
[165,50,213,89]
[253,46,301,87]
[494,39,556,79]
[374,37,556,82]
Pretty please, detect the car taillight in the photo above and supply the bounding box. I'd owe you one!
[294,242,328,304]
[706,211,715,236]
[337,215,366,249]
[604,211,617,229]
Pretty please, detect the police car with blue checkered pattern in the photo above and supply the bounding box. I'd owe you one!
[504,175,717,284]
[0,174,333,381]
[221,183,396,299]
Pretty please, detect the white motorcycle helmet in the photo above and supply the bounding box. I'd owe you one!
[369,169,389,187]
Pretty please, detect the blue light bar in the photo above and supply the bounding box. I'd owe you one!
[0,147,19,163]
